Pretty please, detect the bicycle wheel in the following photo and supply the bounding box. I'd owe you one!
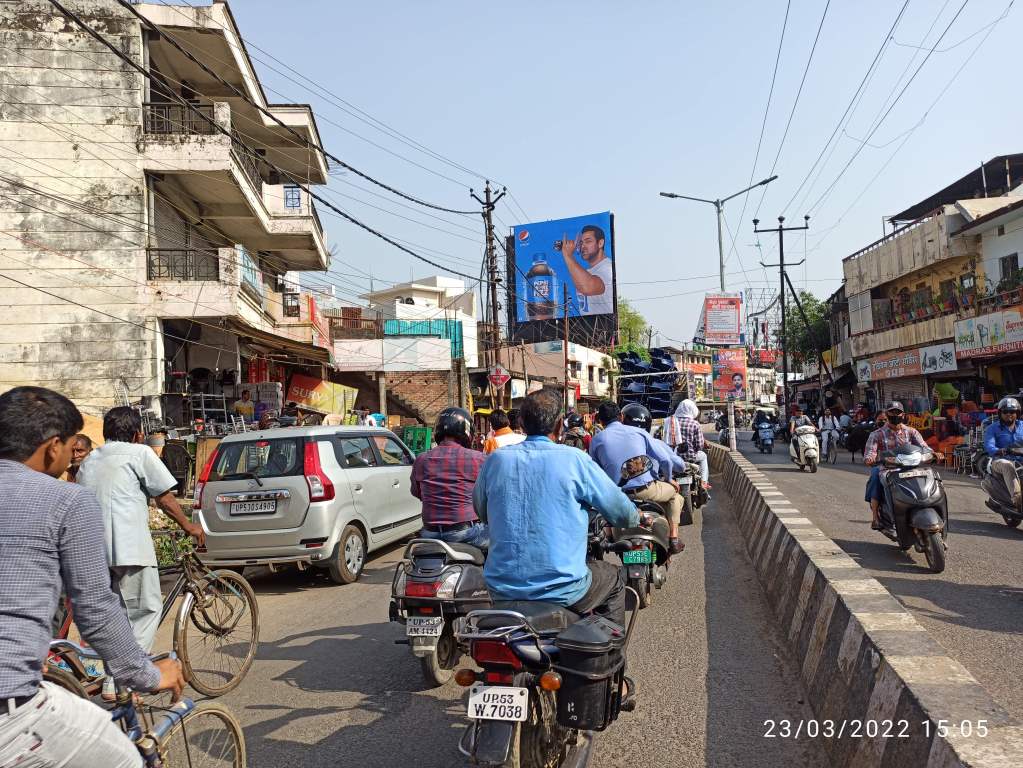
[159,702,246,768]
[175,570,259,697]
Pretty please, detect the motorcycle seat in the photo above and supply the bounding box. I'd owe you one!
[478,601,578,633]
[409,540,484,566]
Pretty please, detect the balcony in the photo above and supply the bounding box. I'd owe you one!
[147,248,219,282]
[143,102,217,136]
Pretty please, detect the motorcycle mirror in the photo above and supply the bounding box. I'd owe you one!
[619,455,654,485]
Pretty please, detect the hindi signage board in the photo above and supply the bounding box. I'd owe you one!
[703,293,743,346]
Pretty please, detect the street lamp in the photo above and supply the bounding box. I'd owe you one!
[660,175,778,292]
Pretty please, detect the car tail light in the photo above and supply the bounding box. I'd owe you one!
[471,640,522,670]
[304,441,335,501]
[405,581,440,598]
[194,447,220,510]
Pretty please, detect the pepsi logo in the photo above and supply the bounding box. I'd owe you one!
[518,230,529,243]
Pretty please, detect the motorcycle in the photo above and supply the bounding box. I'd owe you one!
[878,445,950,573]
[452,521,638,768]
[789,425,820,472]
[617,456,673,609]
[754,424,775,454]
[390,538,490,686]
[980,445,1023,529]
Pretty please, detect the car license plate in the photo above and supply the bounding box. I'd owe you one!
[406,616,444,637]
[230,500,276,515]
[467,685,528,721]
[622,549,653,564]
[899,469,927,478]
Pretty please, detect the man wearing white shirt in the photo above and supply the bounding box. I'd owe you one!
[561,225,613,316]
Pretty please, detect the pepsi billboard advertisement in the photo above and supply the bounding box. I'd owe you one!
[506,212,617,347]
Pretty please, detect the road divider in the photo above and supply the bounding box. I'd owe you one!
[706,442,1022,768]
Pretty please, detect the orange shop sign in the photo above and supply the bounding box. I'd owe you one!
[856,350,922,382]
[286,373,357,414]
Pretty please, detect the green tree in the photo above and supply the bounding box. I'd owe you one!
[616,298,650,361]
[776,291,830,364]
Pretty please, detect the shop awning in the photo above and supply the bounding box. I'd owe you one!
[229,319,333,367]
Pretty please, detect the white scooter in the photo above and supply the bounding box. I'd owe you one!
[790,425,820,473]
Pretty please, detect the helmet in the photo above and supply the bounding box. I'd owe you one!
[564,412,584,430]
[997,397,1021,414]
[621,403,652,432]
[434,407,472,447]
[884,401,905,414]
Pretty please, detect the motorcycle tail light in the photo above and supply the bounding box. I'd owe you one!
[434,571,461,599]
[485,671,514,685]
[405,581,440,598]
[471,640,522,670]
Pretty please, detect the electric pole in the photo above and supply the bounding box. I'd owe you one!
[755,215,810,416]
[563,284,570,415]
[471,181,506,407]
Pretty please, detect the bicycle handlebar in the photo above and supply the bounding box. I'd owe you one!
[49,639,176,665]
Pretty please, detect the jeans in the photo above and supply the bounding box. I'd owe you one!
[419,521,489,550]
[568,561,627,628]
[865,465,883,503]
[110,565,162,654]
[0,682,141,768]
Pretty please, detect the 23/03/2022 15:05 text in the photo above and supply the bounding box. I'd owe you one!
[762,719,990,739]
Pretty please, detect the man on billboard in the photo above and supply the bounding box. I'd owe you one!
[560,225,613,316]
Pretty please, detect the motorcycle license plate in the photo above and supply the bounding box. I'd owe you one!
[622,549,653,564]
[406,616,444,637]
[467,685,529,721]
[899,469,928,478]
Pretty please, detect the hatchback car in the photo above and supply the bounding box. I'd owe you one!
[194,425,421,583]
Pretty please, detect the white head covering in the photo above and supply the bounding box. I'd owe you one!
[677,399,700,420]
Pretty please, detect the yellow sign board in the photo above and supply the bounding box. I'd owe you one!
[286,374,358,414]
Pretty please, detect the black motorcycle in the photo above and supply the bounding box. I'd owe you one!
[980,445,1023,529]
[452,522,638,768]
[878,445,949,573]
[618,457,672,609]
[390,538,490,686]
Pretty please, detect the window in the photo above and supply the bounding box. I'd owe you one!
[599,368,607,383]
[1000,253,1019,282]
[210,437,303,480]
[588,365,595,382]
[372,436,413,466]
[283,293,301,318]
[283,184,301,209]
[330,436,377,468]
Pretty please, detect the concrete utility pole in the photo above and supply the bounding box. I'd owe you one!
[660,175,777,291]
[755,215,810,416]
[471,181,506,407]
[563,283,570,415]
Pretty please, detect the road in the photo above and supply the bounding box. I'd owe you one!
[155,488,826,767]
[735,431,1023,720]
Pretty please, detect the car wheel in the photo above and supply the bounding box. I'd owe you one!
[328,525,366,584]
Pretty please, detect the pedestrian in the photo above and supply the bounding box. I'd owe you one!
[77,407,205,688]
[65,432,93,482]
[322,412,344,426]
[231,389,255,421]
[483,409,526,454]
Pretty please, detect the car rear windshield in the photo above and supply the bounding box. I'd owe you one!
[209,437,304,481]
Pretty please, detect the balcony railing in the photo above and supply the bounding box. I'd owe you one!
[231,144,263,192]
[143,102,216,135]
[147,248,219,281]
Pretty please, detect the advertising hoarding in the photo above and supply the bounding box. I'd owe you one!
[954,307,1023,358]
[712,348,747,401]
[506,212,617,346]
[286,373,357,414]
[704,293,743,346]
[855,343,957,382]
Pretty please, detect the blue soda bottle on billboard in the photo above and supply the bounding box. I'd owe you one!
[525,253,557,320]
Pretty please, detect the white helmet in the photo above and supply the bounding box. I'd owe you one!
[997,397,1021,414]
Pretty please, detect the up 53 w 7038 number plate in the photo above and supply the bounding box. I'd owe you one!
[622,548,653,564]
[467,685,528,721]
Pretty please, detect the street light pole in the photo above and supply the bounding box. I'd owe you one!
[660,175,778,292]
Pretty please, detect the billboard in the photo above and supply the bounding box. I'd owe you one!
[954,306,1023,358]
[857,343,958,382]
[507,212,617,346]
[712,349,747,401]
[286,373,358,414]
[703,293,743,346]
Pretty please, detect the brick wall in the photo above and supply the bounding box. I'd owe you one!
[384,371,454,425]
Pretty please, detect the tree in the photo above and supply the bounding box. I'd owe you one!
[616,298,650,361]
[776,291,830,365]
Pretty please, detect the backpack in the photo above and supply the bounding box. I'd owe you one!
[564,430,587,451]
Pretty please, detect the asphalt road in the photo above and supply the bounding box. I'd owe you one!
[155,488,826,767]
[735,431,1023,720]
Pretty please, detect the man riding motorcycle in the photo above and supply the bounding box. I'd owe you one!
[590,401,685,555]
[472,391,638,626]
[666,398,711,489]
[983,397,1023,508]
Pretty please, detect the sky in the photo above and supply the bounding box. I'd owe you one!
[229,0,1021,346]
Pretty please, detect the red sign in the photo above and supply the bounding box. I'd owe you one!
[712,348,747,401]
[750,348,778,365]
[704,294,742,346]
[489,365,511,388]
[308,295,331,350]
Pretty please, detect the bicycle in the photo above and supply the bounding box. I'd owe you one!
[822,429,840,464]
[49,640,245,768]
[49,531,259,697]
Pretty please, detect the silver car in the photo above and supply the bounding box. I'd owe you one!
[194,425,421,584]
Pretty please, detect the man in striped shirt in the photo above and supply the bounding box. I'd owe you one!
[411,407,488,549]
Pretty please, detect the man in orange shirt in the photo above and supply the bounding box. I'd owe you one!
[483,409,526,454]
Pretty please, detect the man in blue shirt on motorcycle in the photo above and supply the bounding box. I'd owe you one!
[589,401,685,555]
[984,397,1023,508]
[473,391,639,627]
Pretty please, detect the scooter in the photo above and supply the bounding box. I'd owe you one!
[789,425,820,472]
[755,424,775,454]
[980,445,1023,529]
[390,539,490,686]
[878,445,950,573]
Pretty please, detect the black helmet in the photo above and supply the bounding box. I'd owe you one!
[621,403,652,432]
[435,407,472,447]
[564,412,584,430]
[998,397,1021,414]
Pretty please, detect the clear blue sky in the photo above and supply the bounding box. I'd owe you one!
[231,0,1020,345]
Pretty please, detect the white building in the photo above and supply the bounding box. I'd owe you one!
[0,1,331,416]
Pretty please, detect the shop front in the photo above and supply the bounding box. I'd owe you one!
[954,306,1023,409]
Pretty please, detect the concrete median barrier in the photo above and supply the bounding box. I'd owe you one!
[706,443,1023,767]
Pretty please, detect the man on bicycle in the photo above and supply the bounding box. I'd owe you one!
[0,386,184,768]
[818,407,841,460]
